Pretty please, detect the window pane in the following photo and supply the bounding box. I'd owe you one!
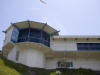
[11,27,19,43]
[77,43,100,51]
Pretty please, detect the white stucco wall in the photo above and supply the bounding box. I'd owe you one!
[45,58,58,69]
[4,27,14,45]
[8,46,45,68]
[50,39,100,51]
[23,49,45,68]
[45,58,100,71]
[73,59,100,70]
[8,46,17,62]
[51,40,77,51]
[18,49,28,65]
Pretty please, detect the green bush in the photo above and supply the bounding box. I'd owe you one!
[50,72,56,75]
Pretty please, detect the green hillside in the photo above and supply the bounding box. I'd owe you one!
[0,55,29,75]
[0,54,99,75]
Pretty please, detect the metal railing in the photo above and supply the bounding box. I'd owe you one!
[18,36,50,47]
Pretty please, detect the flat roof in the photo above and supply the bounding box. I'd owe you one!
[53,35,100,39]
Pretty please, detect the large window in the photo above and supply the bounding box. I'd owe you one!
[11,27,19,43]
[77,43,100,51]
[17,28,50,47]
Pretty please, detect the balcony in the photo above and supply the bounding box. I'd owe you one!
[18,36,50,47]
[10,27,50,47]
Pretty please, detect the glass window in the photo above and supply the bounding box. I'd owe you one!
[11,27,19,43]
[17,28,50,47]
[77,43,100,51]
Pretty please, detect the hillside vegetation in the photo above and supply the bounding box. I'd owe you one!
[0,55,29,75]
[0,54,99,75]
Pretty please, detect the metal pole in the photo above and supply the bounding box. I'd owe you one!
[27,21,31,41]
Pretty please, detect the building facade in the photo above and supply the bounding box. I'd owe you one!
[2,21,100,71]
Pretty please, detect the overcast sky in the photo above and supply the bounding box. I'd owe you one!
[0,0,100,50]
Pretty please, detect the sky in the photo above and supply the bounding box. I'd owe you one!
[0,0,100,50]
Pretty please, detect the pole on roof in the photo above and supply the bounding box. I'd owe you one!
[42,23,47,30]
[11,23,18,29]
[27,21,31,41]
[40,23,47,39]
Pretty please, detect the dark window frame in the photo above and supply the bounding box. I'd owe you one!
[77,43,100,51]
[17,28,50,47]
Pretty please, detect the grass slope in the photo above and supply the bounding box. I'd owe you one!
[0,54,99,75]
[0,55,29,75]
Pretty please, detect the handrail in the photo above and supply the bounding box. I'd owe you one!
[18,36,50,47]
[18,36,49,42]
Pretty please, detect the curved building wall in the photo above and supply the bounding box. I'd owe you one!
[8,46,17,62]
[24,49,45,68]
[8,46,45,68]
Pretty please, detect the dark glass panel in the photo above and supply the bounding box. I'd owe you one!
[77,43,100,51]
[17,28,50,47]
[30,28,41,38]
[11,27,19,43]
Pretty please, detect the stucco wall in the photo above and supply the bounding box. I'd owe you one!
[51,40,77,51]
[18,49,28,65]
[73,59,100,70]
[22,49,45,68]
[8,46,17,62]
[50,39,100,51]
[4,27,14,45]
[8,46,45,68]
[45,58,100,71]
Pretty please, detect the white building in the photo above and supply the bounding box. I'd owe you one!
[2,21,100,71]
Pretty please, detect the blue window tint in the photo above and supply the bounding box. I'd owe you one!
[11,27,19,43]
[17,28,50,47]
[77,43,100,51]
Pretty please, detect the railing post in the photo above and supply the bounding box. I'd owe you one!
[27,21,31,41]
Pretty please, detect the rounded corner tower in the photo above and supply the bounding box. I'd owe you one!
[2,21,58,68]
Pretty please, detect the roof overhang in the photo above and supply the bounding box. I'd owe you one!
[5,21,58,35]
